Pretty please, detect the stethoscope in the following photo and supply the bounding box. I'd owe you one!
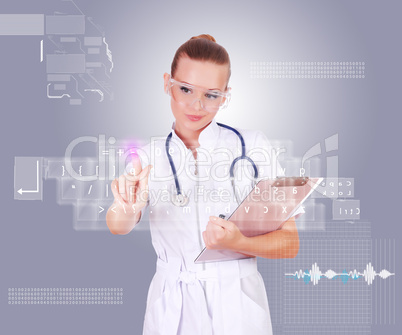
[165,122,258,206]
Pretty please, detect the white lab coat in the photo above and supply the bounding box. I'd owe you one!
[131,119,292,334]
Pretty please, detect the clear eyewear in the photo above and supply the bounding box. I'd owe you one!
[167,77,231,113]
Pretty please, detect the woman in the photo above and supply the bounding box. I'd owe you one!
[106,34,299,335]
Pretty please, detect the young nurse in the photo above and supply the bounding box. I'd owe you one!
[106,34,300,335]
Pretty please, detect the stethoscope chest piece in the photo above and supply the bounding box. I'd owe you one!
[165,122,258,207]
[172,193,189,207]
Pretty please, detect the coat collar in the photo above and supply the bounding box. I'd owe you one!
[170,119,220,151]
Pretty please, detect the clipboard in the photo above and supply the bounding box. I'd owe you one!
[194,176,323,263]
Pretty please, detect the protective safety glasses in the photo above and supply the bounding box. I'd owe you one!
[166,77,231,113]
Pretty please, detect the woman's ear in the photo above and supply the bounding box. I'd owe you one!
[163,73,170,94]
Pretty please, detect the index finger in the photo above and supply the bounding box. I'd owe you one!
[209,216,231,229]
[131,151,142,175]
[126,150,143,182]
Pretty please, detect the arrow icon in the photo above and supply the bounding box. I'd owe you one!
[111,206,116,213]
[17,160,39,195]
[98,206,104,214]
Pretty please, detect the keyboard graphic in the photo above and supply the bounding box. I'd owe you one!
[14,154,357,231]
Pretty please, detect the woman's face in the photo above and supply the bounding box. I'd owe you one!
[164,56,229,139]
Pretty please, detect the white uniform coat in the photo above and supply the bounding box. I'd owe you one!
[132,119,291,335]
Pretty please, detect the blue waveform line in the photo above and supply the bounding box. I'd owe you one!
[285,262,395,285]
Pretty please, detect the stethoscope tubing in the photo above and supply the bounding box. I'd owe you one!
[165,122,258,206]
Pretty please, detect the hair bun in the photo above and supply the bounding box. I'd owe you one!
[171,34,230,81]
[190,34,216,42]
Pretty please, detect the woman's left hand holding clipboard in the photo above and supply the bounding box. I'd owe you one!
[203,216,246,252]
[202,215,299,259]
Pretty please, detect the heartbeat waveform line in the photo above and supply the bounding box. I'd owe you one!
[285,262,395,285]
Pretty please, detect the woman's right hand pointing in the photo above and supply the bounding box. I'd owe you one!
[107,153,152,234]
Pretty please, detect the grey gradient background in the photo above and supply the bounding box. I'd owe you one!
[1,0,401,334]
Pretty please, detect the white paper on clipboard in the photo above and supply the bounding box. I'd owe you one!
[194,176,323,263]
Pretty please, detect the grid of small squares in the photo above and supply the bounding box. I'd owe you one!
[372,239,396,325]
[283,239,372,325]
[282,325,371,334]
[8,287,123,305]
[259,222,373,334]
[250,61,365,79]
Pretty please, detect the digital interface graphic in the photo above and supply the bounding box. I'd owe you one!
[2,1,400,334]
[285,262,394,286]
[0,0,113,105]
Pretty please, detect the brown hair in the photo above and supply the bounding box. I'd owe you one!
[171,34,231,82]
